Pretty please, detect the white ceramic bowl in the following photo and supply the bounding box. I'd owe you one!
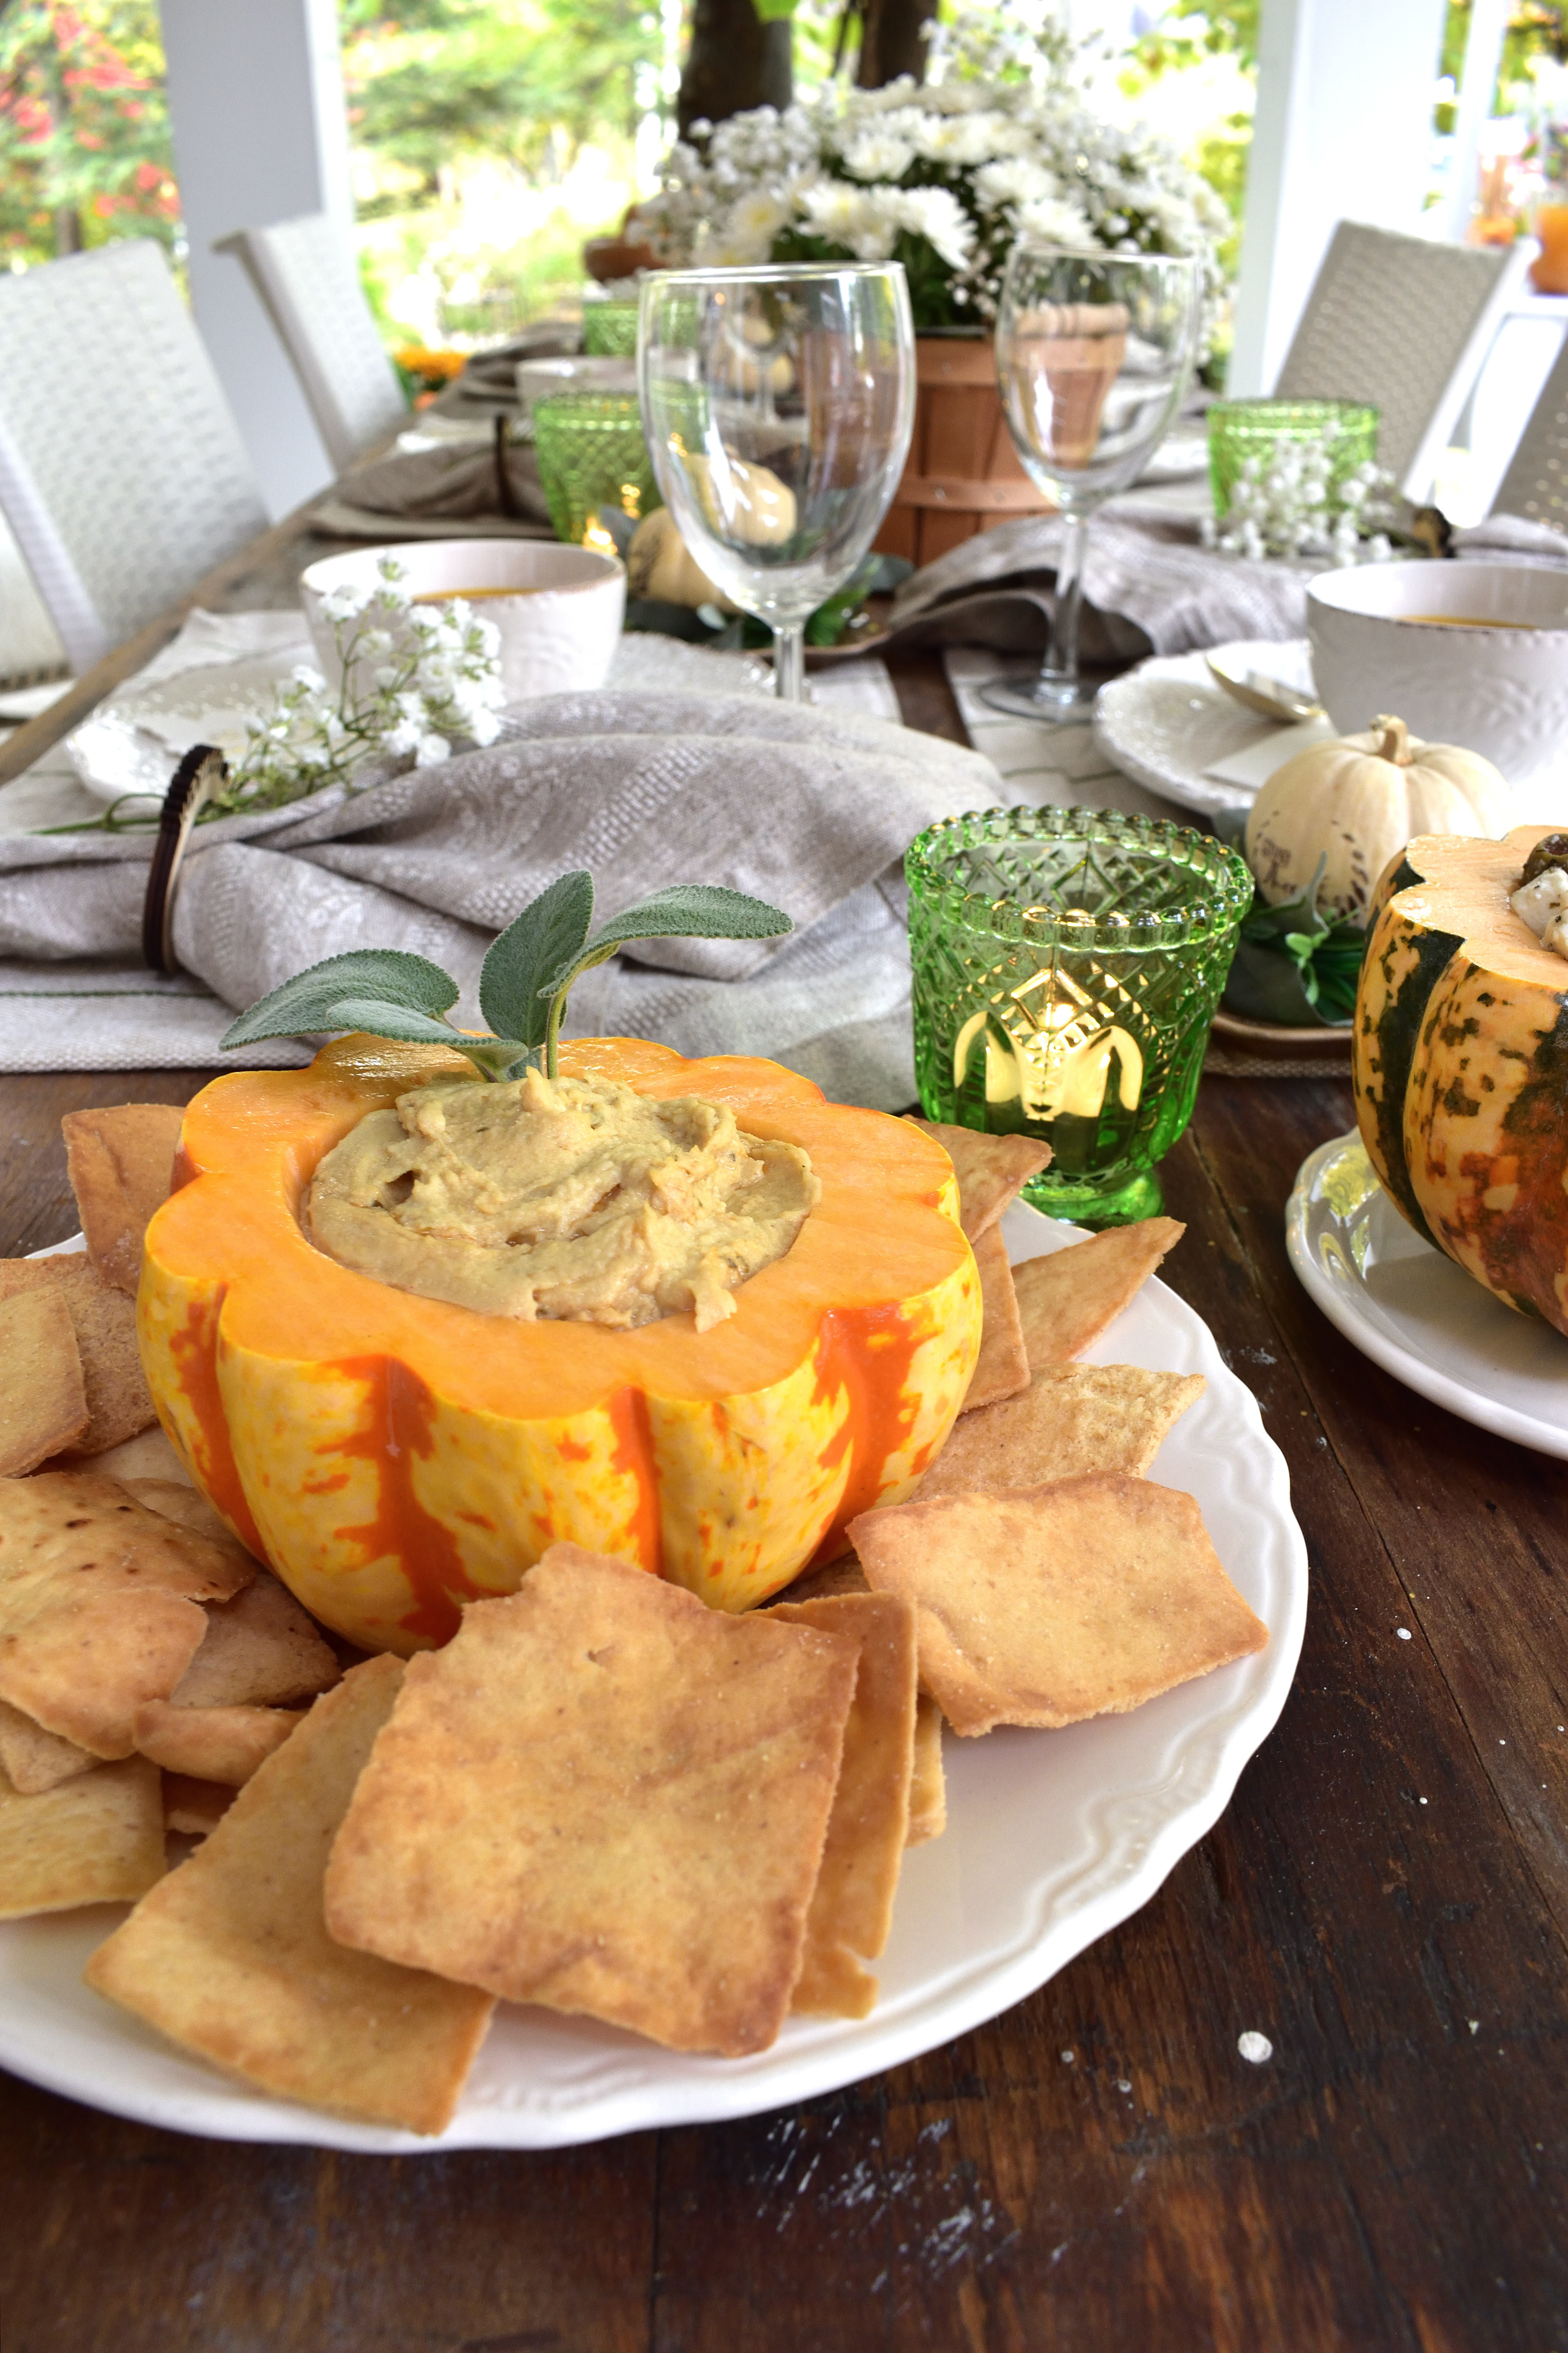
[1307,561,1568,803]
[299,539,626,708]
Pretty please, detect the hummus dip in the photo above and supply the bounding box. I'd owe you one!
[307,1065,819,1331]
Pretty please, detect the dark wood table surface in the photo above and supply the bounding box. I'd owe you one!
[2,547,1565,2352]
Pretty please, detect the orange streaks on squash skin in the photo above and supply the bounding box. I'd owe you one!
[606,1389,664,1579]
[165,1290,267,1558]
[138,1035,982,1647]
[330,1356,488,1644]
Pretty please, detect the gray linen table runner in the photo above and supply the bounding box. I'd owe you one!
[0,676,1002,1109]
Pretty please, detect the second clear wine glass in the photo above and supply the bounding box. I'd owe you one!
[637,262,915,700]
[982,247,1202,723]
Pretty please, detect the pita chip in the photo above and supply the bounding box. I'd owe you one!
[908,1118,1051,1239]
[772,1590,918,2019]
[963,1224,1030,1413]
[0,1755,165,1918]
[1012,1219,1186,1368]
[906,1693,946,1846]
[132,1699,303,1785]
[0,1696,96,1795]
[121,1478,237,1549]
[769,1553,869,1605]
[325,1545,858,2058]
[850,1474,1269,1738]
[168,1570,340,1711]
[61,1104,183,1297]
[0,1284,88,1475]
[85,1658,494,2135]
[0,1471,252,1757]
[162,1773,236,1840]
[0,1257,153,1454]
[916,1363,1203,1503]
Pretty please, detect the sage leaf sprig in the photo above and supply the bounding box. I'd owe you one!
[219,869,793,1080]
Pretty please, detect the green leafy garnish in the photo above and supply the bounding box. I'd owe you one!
[1222,856,1365,1028]
[219,869,793,1081]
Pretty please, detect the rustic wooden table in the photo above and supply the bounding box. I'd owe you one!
[2,555,1564,2353]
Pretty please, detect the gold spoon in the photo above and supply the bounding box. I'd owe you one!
[1206,647,1325,725]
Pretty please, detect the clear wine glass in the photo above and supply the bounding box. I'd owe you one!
[980,247,1202,723]
[637,262,916,700]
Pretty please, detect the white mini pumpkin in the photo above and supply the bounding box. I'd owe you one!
[1245,715,1513,920]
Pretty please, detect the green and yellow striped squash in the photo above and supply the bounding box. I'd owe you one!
[1352,824,1568,1333]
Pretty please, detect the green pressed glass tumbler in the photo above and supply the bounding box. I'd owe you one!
[1207,398,1379,521]
[582,299,640,357]
[906,806,1252,1227]
[532,391,661,546]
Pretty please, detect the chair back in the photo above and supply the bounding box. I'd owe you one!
[216,213,407,472]
[0,240,267,672]
[1491,329,1568,532]
[1273,221,1532,498]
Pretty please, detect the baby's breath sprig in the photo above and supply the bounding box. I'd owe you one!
[1201,440,1401,567]
[43,557,507,837]
[204,556,506,819]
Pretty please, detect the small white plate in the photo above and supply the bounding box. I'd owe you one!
[64,653,308,805]
[0,1205,1307,2150]
[1286,1130,1568,1458]
[1094,640,1318,820]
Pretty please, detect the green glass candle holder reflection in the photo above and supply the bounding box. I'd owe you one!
[532,391,661,547]
[1207,398,1378,522]
[582,300,640,357]
[906,806,1252,1227]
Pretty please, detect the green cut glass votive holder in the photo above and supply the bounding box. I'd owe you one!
[582,299,640,357]
[906,806,1253,1227]
[1207,398,1379,521]
[532,390,661,546]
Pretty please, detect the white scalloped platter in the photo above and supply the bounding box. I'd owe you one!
[0,1206,1306,2150]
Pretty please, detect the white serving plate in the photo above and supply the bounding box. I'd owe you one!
[0,1205,1307,2150]
[1287,1129,1568,1458]
[1093,639,1318,819]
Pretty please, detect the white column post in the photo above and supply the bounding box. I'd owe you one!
[1228,0,1451,398]
[159,0,356,518]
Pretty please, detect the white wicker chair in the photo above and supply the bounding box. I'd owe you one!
[0,240,267,672]
[214,212,407,472]
[1490,329,1568,531]
[1273,221,1533,498]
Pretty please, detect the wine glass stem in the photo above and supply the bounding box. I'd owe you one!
[1044,509,1089,691]
[772,622,806,702]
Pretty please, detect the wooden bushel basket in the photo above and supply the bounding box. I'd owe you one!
[875,336,1053,567]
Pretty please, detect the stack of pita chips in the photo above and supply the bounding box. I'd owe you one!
[0,1104,183,1476]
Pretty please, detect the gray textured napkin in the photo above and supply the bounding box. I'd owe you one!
[0,680,1002,1108]
[337,437,555,529]
[888,503,1311,662]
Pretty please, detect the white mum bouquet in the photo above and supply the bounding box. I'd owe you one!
[641,11,1229,343]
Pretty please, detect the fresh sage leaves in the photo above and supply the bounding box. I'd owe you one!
[219,869,793,1081]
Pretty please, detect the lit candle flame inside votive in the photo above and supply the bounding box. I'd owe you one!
[951,963,1145,1121]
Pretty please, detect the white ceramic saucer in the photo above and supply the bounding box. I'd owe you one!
[1286,1130,1568,1458]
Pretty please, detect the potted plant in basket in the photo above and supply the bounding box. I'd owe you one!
[639,11,1228,565]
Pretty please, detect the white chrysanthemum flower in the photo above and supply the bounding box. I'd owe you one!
[1015,195,1096,249]
[910,110,1007,166]
[891,186,974,272]
[841,133,915,183]
[972,158,1057,212]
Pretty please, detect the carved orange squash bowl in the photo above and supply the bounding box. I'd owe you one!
[137,1034,982,1654]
